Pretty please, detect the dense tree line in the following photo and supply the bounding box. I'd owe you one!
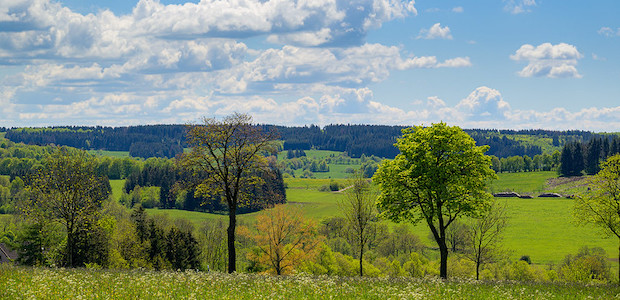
[5,126,185,158]
[7,124,604,159]
[559,136,620,177]
[490,152,561,173]
[467,134,542,158]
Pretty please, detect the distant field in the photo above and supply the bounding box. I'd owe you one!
[279,150,369,179]
[88,150,130,158]
[109,179,125,201]
[277,149,345,160]
[127,172,617,267]
[488,171,556,195]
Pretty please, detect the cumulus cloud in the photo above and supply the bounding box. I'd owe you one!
[503,0,536,14]
[417,23,452,40]
[510,43,583,78]
[456,87,510,120]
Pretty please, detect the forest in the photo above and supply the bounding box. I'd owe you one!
[3,124,606,159]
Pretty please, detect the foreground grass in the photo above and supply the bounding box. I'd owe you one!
[2,265,619,300]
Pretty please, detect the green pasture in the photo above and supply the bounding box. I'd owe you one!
[88,150,130,158]
[487,171,556,195]
[124,171,617,267]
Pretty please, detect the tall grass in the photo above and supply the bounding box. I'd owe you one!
[1,265,619,299]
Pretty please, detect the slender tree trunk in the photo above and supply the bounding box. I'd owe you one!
[439,240,449,279]
[359,247,364,277]
[66,222,73,267]
[227,207,237,273]
[476,260,481,280]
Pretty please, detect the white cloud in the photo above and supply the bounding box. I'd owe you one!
[598,27,620,37]
[437,57,471,68]
[504,0,536,14]
[417,23,453,40]
[456,86,510,120]
[452,7,464,13]
[510,43,583,78]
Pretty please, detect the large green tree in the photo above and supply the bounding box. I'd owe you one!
[574,154,620,283]
[177,113,277,273]
[373,122,496,279]
[24,147,110,267]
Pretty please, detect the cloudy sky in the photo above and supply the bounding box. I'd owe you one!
[1,0,620,130]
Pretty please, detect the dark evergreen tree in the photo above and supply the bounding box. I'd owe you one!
[585,138,602,175]
[560,142,585,177]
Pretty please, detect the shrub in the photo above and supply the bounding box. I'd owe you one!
[519,255,531,264]
[329,181,340,191]
[558,246,610,283]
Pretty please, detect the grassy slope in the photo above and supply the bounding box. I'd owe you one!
[280,150,364,179]
[109,179,125,201]
[127,170,614,267]
[489,171,555,195]
[88,150,130,158]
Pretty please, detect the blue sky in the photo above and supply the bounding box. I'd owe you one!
[1,0,619,130]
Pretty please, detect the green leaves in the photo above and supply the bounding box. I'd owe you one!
[375,122,496,225]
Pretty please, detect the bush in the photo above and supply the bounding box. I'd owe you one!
[558,246,610,283]
[519,255,531,264]
[329,181,340,191]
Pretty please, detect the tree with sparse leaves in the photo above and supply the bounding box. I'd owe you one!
[23,147,110,267]
[252,204,319,275]
[339,171,377,276]
[464,200,508,280]
[177,113,277,273]
[373,123,496,279]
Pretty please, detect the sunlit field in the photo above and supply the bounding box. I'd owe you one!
[2,265,619,299]
[137,172,618,268]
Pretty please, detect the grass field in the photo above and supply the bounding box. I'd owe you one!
[134,171,618,268]
[488,171,556,195]
[88,150,131,158]
[109,179,125,201]
[279,150,366,179]
[2,265,619,299]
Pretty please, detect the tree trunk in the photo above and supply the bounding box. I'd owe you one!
[359,247,364,277]
[476,260,481,280]
[439,241,449,279]
[227,208,237,273]
[66,222,74,267]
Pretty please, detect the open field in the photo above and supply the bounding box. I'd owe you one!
[109,179,125,201]
[137,171,617,268]
[2,265,619,299]
[87,150,130,158]
[488,171,556,195]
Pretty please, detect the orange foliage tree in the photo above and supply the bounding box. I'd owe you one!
[251,205,320,275]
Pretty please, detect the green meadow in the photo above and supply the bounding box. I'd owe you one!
[134,170,617,268]
[88,150,130,158]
